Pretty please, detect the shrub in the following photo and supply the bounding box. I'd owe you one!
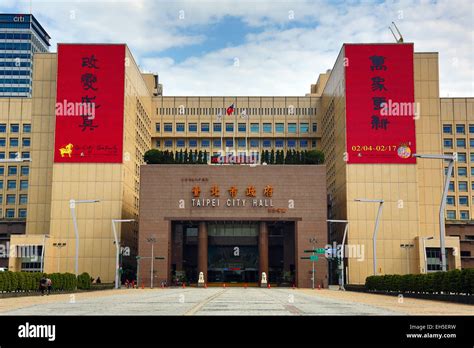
[77,272,92,290]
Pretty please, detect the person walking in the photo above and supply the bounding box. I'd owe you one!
[46,278,52,295]
[39,276,47,296]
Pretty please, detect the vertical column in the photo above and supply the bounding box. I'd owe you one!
[258,221,269,284]
[198,222,208,283]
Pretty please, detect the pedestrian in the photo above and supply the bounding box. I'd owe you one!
[39,276,47,296]
[131,280,135,288]
[46,278,52,295]
[96,277,101,284]
[125,279,129,288]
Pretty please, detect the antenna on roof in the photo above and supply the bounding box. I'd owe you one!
[389,22,404,43]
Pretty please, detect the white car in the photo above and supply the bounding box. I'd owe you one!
[0,267,7,272]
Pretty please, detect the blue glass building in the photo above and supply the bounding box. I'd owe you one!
[0,14,50,97]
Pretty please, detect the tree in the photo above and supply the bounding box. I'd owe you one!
[203,150,208,164]
[306,150,325,164]
[183,149,189,164]
[261,150,265,164]
[198,150,203,164]
[179,149,184,164]
[270,149,275,164]
[144,149,164,164]
[194,150,199,164]
[264,150,270,164]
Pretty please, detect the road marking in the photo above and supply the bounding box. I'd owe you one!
[184,289,228,316]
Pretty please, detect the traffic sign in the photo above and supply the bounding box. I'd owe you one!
[310,255,319,261]
[304,248,325,254]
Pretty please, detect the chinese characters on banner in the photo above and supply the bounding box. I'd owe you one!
[54,44,126,163]
[345,44,416,164]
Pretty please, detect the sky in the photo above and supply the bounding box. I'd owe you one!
[1,0,473,97]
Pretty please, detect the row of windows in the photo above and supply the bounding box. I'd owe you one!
[0,152,30,159]
[158,122,317,134]
[0,87,30,93]
[0,166,29,176]
[443,138,472,149]
[448,181,474,192]
[158,138,316,149]
[158,107,315,116]
[0,33,31,40]
[443,124,474,135]
[0,124,31,133]
[0,180,28,190]
[0,43,31,51]
[0,138,30,147]
[0,208,27,219]
[0,70,31,76]
[447,210,470,220]
[0,53,31,59]
[446,196,474,206]
[0,78,30,85]
[0,194,28,205]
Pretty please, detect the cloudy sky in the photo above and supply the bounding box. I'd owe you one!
[1,0,473,96]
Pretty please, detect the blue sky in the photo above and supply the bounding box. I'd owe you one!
[1,0,472,96]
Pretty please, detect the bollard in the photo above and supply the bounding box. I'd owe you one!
[244,283,247,289]
[267,283,271,289]
[182,283,186,289]
[223,283,226,288]
[141,284,144,289]
[204,283,207,289]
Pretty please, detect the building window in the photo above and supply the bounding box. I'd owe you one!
[459,181,468,191]
[22,152,30,159]
[447,196,455,205]
[225,139,233,147]
[176,139,185,148]
[275,123,284,133]
[263,123,272,133]
[189,139,197,148]
[0,138,5,147]
[238,123,246,132]
[8,166,17,176]
[201,123,210,132]
[250,139,259,148]
[155,123,160,132]
[238,139,246,148]
[18,209,27,218]
[213,123,222,132]
[471,153,474,162]
[443,124,452,134]
[0,152,4,159]
[457,139,466,148]
[213,139,221,148]
[312,140,317,148]
[0,194,2,203]
[458,167,467,176]
[288,123,297,133]
[449,181,455,191]
[300,123,309,133]
[155,140,161,148]
[22,138,30,147]
[300,139,308,148]
[460,211,470,220]
[459,196,469,206]
[176,123,185,132]
[6,194,15,205]
[225,123,234,132]
[456,124,465,134]
[7,180,16,190]
[10,124,19,133]
[164,123,172,132]
[469,124,474,134]
[20,180,28,190]
[443,139,453,148]
[0,180,3,189]
[262,139,271,148]
[250,123,259,133]
[188,123,197,132]
[9,138,18,147]
[288,139,296,148]
[201,139,210,148]
[164,140,173,148]
[426,248,447,271]
[0,166,3,175]
[6,209,14,218]
[458,153,467,162]
[0,124,6,133]
[275,139,284,148]
[312,123,318,132]
[23,124,31,133]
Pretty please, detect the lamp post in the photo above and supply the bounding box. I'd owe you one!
[112,219,135,289]
[421,236,434,273]
[147,237,157,288]
[52,242,67,272]
[354,198,384,275]
[69,199,100,276]
[327,219,349,290]
[400,243,414,274]
[413,153,456,272]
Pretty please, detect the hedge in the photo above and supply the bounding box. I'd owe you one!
[0,271,91,293]
[365,269,474,295]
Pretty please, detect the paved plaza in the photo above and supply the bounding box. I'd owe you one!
[0,288,472,316]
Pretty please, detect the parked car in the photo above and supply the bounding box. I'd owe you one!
[0,267,7,272]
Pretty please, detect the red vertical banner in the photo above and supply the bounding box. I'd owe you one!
[54,44,126,163]
[345,44,416,164]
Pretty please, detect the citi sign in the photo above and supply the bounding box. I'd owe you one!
[13,16,26,22]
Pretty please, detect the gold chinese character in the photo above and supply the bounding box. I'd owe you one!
[228,186,238,198]
[263,185,273,197]
[192,186,201,198]
[210,185,220,197]
[246,186,256,197]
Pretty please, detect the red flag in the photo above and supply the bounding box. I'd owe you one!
[226,103,235,115]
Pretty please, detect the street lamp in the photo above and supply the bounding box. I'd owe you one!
[69,199,100,276]
[354,198,384,275]
[421,236,434,273]
[112,219,135,289]
[147,237,157,288]
[413,153,456,272]
[327,219,349,290]
[52,242,67,272]
[400,243,414,274]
